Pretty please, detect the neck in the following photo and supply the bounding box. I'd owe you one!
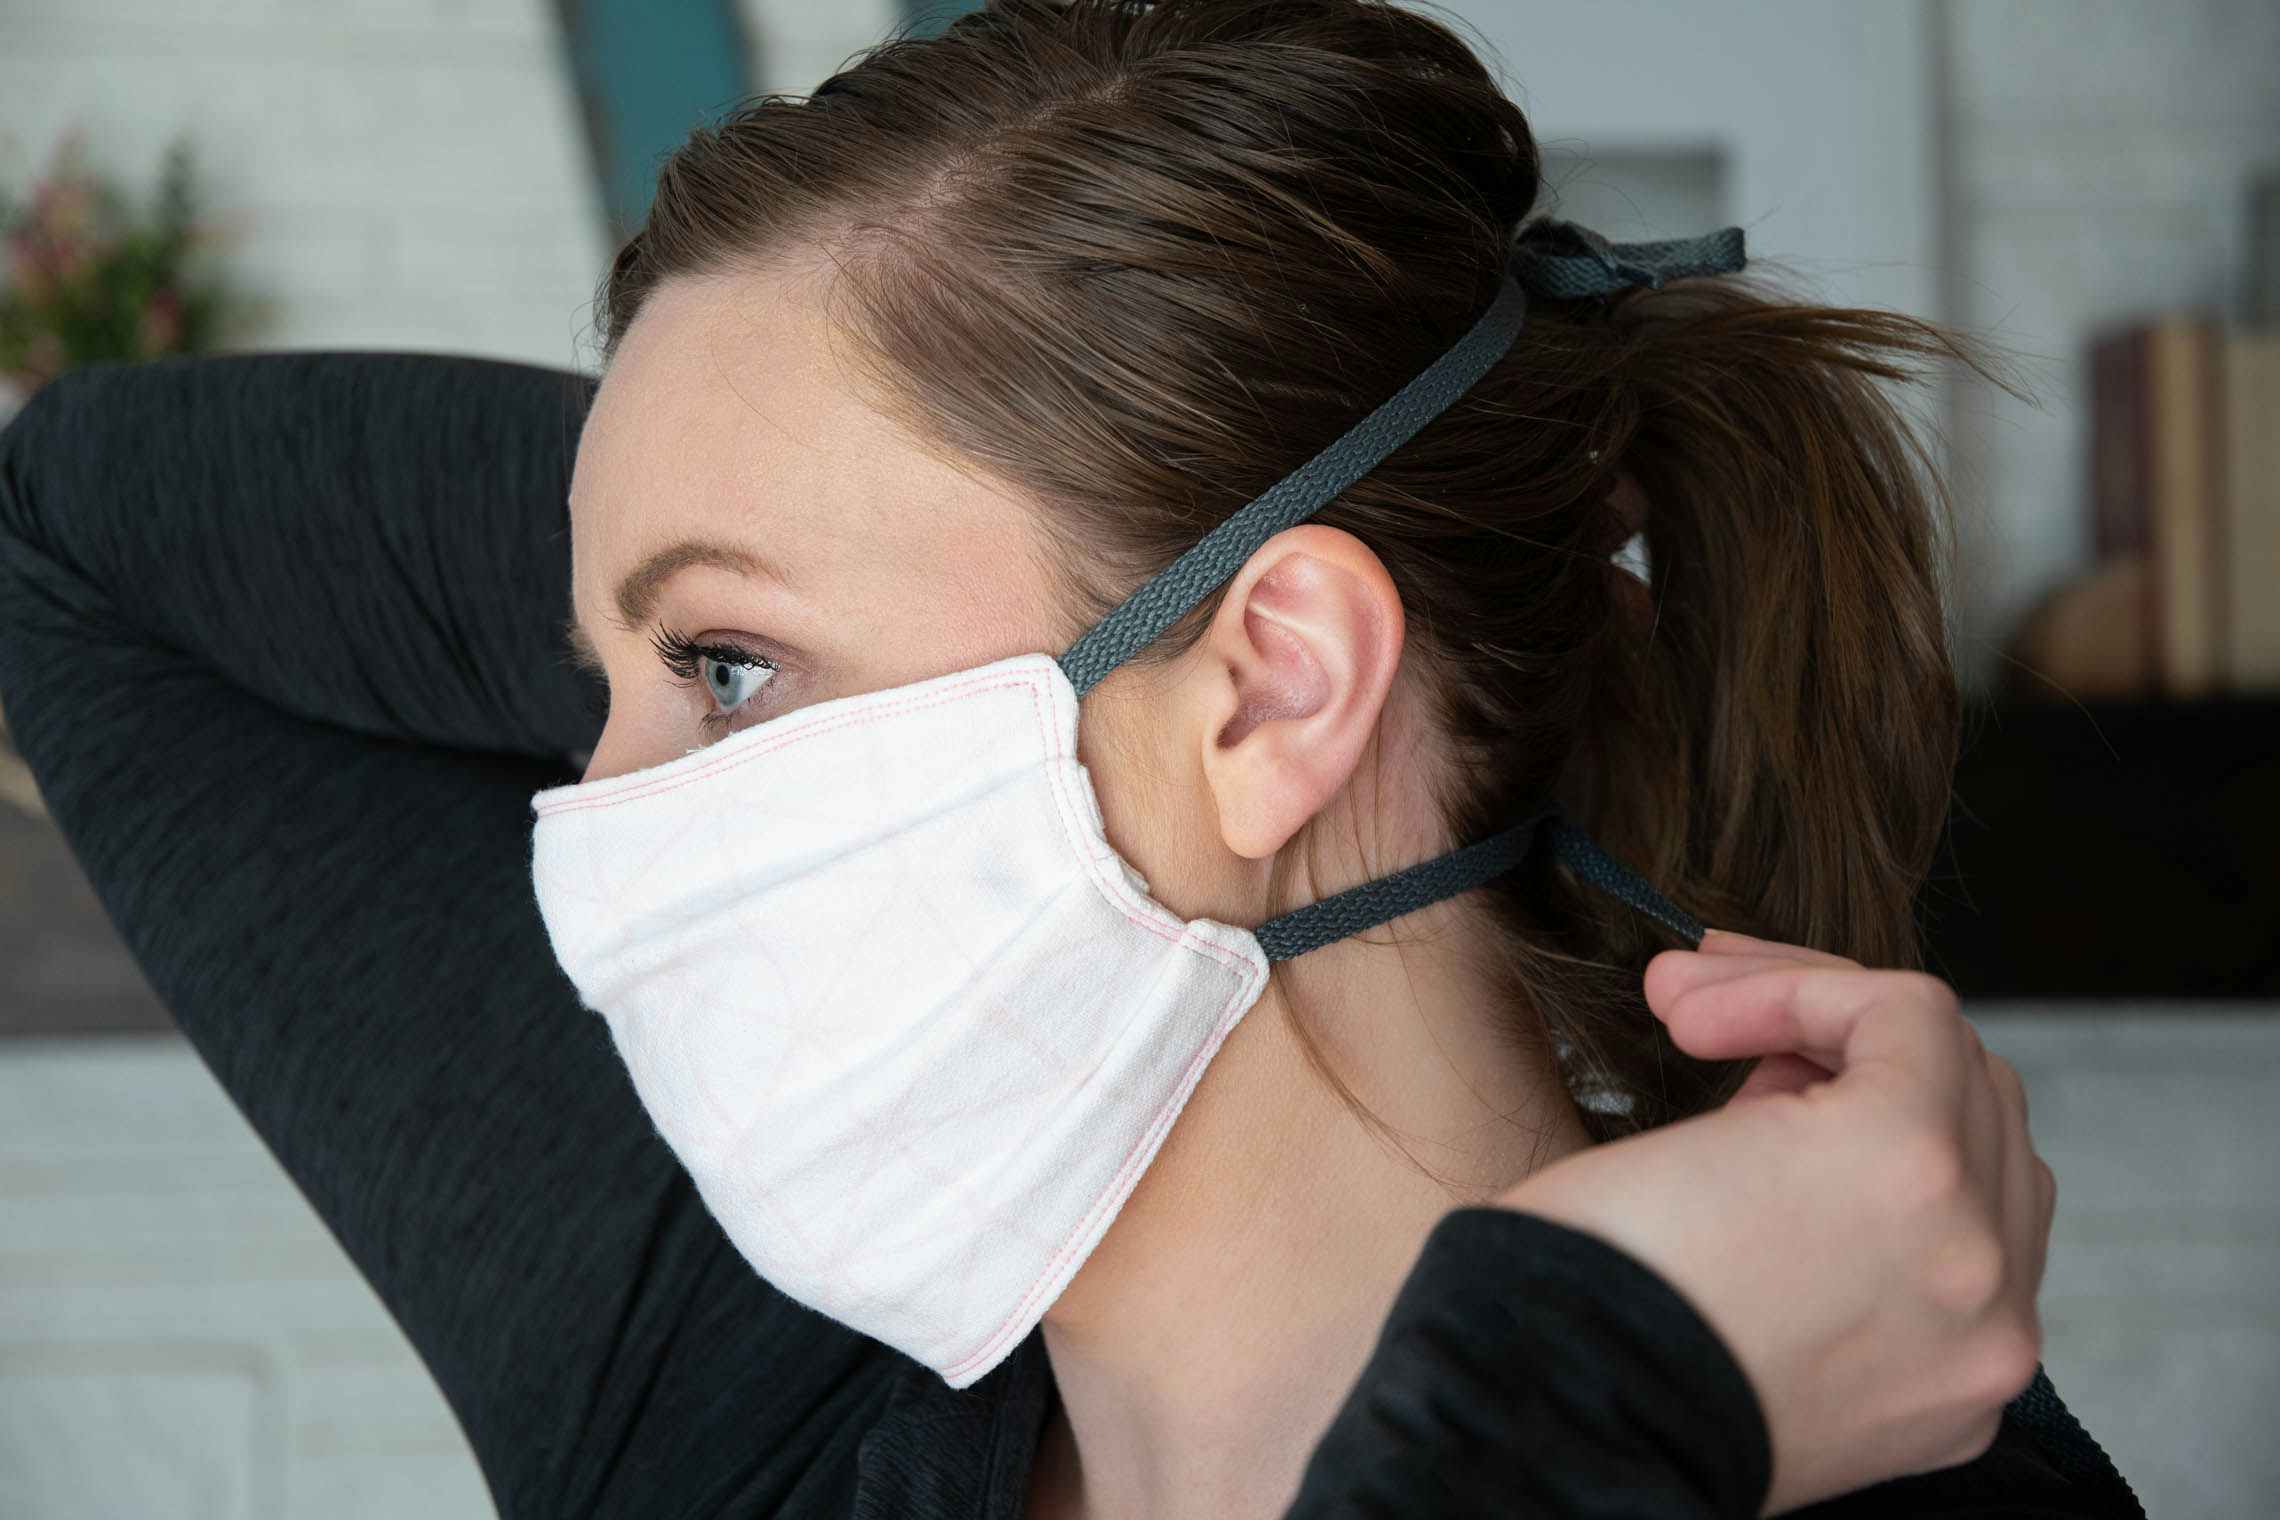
[1028,909,1595,1520]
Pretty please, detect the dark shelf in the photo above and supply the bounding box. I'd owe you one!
[8,697,2277,1039]
[1918,696,2280,1000]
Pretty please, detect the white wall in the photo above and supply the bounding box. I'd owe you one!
[2,1036,500,1519]
[0,0,904,383]
[0,0,614,374]
[1458,0,2280,688]
[6,1012,2273,1518]
[1939,0,2280,687]
[1459,1,1941,327]
[6,1,2269,685]
[744,0,902,100]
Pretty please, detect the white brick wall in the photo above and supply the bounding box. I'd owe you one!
[7,1,2267,685]
[0,0,902,378]
[1981,1009,2280,1515]
[0,0,613,372]
[1,1035,497,1520]
[5,1014,2274,1518]
[1939,0,2280,686]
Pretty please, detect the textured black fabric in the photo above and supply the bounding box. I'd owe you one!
[0,351,2141,1519]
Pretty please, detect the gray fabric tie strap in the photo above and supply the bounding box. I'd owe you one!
[1054,219,1746,958]
[1506,217,1749,299]
[1248,804,1705,961]
[1054,217,1747,698]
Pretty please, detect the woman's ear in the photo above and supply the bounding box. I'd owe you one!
[1190,523,1404,859]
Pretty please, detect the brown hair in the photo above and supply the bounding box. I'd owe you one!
[592,0,2034,1154]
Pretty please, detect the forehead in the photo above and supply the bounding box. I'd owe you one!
[568,266,1049,645]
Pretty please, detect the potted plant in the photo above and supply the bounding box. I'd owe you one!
[1,127,255,422]
[1,128,264,814]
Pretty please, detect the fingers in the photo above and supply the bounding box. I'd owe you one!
[1697,928,1861,968]
[1980,1044,2058,1302]
[1984,1043,2027,1130]
[1647,961,1973,1119]
[1644,930,1858,1015]
[2031,1152,2058,1294]
[1725,1051,1836,1104]
[1684,927,1860,1101]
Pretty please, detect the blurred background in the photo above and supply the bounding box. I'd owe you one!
[1,0,2275,1515]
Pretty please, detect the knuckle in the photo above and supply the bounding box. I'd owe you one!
[1897,969,1963,1019]
[1988,1050,2024,1107]
[1930,1230,2007,1315]
[1898,1128,1966,1204]
[1952,1408,2007,1466]
[1976,1319,2044,1401]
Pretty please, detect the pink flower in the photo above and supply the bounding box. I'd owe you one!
[31,178,95,246]
[43,232,94,284]
[138,286,183,356]
[5,230,50,303]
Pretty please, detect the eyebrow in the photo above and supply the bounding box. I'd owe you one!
[559,538,790,676]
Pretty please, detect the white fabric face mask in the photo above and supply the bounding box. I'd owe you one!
[529,219,1744,1389]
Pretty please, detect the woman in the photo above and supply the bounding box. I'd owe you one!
[0,1,2142,1516]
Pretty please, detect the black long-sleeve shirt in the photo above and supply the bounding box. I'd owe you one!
[0,351,2144,1520]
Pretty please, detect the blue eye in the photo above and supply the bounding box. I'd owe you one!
[648,625,778,733]
[698,650,773,714]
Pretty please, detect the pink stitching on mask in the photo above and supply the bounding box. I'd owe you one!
[544,651,1267,1383]
[941,960,1258,1381]
[938,672,1264,1381]
[532,666,1039,816]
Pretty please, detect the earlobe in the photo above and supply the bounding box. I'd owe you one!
[1199,524,1404,860]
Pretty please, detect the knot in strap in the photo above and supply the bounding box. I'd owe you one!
[1509,216,1747,300]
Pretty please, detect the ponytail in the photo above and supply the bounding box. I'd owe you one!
[1511,275,2037,1138]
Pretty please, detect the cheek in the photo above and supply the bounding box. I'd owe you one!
[1076,696,1199,871]
[580,708,691,786]
[580,718,641,786]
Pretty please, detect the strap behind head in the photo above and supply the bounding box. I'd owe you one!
[1055,219,1745,957]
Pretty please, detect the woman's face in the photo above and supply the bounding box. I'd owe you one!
[563,265,1073,786]
[561,258,1425,946]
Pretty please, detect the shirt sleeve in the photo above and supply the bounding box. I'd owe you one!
[0,350,606,761]
[0,351,900,1518]
[1285,1206,2139,1520]
[1284,1205,1774,1518]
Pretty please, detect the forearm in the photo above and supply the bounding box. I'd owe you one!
[0,350,605,762]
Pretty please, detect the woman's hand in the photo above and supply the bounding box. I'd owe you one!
[1499,930,2056,1517]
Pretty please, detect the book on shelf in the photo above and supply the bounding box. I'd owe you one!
[2078,315,2280,698]
[2250,163,2280,326]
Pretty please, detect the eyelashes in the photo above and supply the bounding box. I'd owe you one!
[553,619,780,737]
[647,622,778,735]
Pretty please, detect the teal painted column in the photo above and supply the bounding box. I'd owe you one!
[553,0,753,245]
[555,0,986,247]
[901,0,986,39]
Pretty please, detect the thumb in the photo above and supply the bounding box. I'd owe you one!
[1726,1050,1838,1105]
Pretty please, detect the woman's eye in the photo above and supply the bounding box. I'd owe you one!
[699,652,774,716]
[646,625,779,734]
